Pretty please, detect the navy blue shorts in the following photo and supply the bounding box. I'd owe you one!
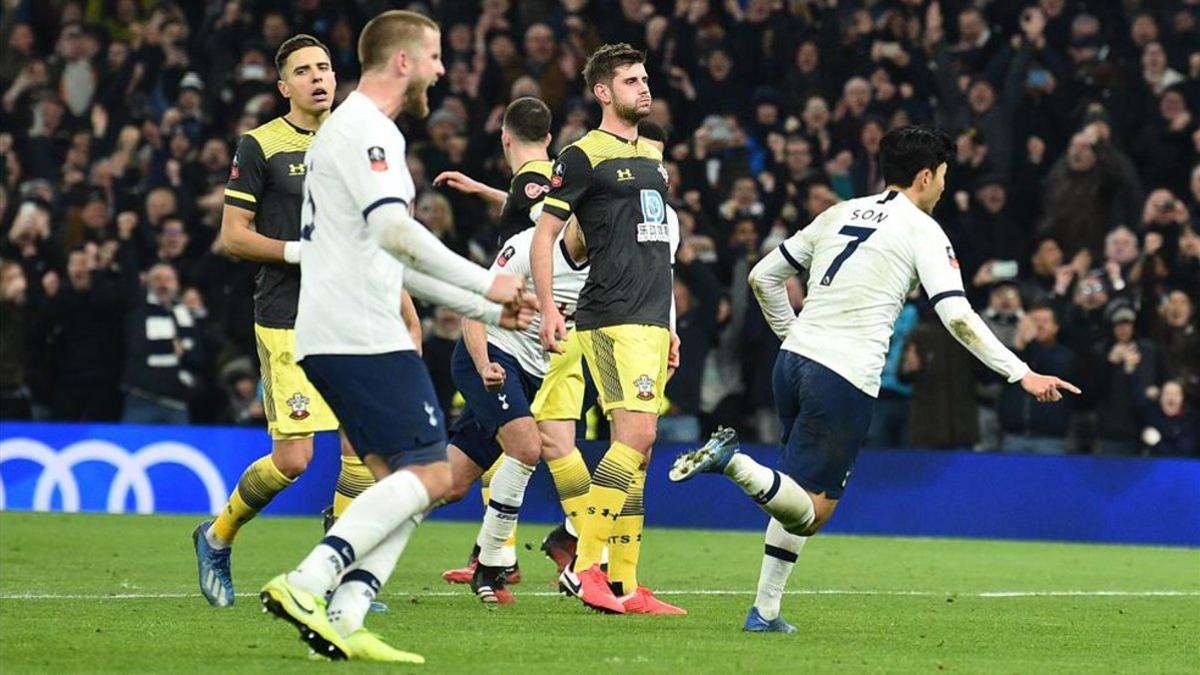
[449,340,543,470]
[301,350,448,468]
[773,350,876,500]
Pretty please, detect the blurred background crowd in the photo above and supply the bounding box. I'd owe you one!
[0,0,1196,456]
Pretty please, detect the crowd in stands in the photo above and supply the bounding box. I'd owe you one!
[0,0,1196,456]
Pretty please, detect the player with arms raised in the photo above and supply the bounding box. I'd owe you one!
[194,34,418,609]
[670,126,1079,632]
[256,11,532,662]
[533,44,683,616]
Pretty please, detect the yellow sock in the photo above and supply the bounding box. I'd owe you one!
[575,441,642,571]
[481,456,505,508]
[332,454,374,518]
[607,465,645,596]
[211,455,294,544]
[547,448,591,535]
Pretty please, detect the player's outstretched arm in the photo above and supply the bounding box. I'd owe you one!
[404,268,536,330]
[531,209,568,353]
[932,296,1081,401]
[433,171,508,207]
[367,201,523,305]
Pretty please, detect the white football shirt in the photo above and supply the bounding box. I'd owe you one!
[294,91,417,359]
[774,190,966,396]
[486,227,590,379]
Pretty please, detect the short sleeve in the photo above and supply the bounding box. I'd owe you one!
[542,145,593,220]
[913,218,967,305]
[513,171,551,213]
[332,126,413,221]
[224,135,266,212]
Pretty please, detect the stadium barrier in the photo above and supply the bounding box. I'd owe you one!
[1,422,1196,546]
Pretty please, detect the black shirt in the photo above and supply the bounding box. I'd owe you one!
[542,129,672,331]
[496,158,552,245]
[223,116,316,329]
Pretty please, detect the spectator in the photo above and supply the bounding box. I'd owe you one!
[866,300,918,448]
[1156,289,1200,400]
[977,281,1024,451]
[1137,380,1198,457]
[1092,306,1161,455]
[999,305,1076,454]
[902,308,979,449]
[42,244,124,421]
[663,240,724,443]
[121,263,202,425]
[0,260,31,419]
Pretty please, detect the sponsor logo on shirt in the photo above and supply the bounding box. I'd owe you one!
[525,182,549,200]
[229,155,239,180]
[946,245,960,269]
[550,161,564,188]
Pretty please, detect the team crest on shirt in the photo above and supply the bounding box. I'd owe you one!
[367,146,388,172]
[286,393,311,420]
[496,245,516,267]
[946,245,960,269]
[229,155,240,180]
[633,374,656,401]
[525,182,549,199]
[550,161,564,188]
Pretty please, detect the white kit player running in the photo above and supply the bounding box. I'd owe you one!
[670,126,1079,633]
[258,11,534,664]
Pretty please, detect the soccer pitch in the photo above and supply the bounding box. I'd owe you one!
[0,512,1196,673]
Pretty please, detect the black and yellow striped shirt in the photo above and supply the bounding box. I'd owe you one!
[224,116,315,329]
[542,129,672,331]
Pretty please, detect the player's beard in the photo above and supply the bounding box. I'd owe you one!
[614,98,649,126]
[402,75,432,118]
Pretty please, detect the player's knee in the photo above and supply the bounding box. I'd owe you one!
[271,439,313,478]
[419,462,454,502]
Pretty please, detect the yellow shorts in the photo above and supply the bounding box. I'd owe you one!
[576,324,669,416]
[531,329,587,421]
[255,324,339,440]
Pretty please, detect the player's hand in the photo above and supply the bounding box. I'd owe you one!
[499,293,538,331]
[486,272,524,306]
[540,302,567,354]
[433,170,482,195]
[666,331,681,381]
[478,362,506,392]
[1020,372,1081,403]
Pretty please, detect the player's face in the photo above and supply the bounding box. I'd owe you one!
[605,62,651,125]
[919,162,948,213]
[280,46,335,115]
[402,28,445,119]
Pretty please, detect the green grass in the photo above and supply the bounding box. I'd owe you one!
[0,512,1197,673]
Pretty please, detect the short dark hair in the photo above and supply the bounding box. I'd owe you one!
[637,119,667,143]
[879,126,953,187]
[275,34,331,75]
[502,97,552,143]
[358,10,438,73]
[583,43,645,90]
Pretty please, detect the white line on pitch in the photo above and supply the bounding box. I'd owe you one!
[1,589,1198,601]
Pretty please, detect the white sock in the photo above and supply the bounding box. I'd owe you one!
[287,470,430,596]
[754,518,807,620]
[723,455,815,534]
[204,527,229,550]
[477,457,535,567]
[328,513,423,637]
